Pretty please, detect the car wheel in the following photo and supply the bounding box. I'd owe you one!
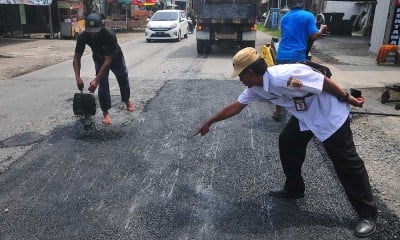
[197,40,204,53]
[176,31,181,42]
[146,39,151,43]
[184,27,188,38]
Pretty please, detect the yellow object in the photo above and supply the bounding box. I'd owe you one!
[260,44,275,67]
[72,19,85,38]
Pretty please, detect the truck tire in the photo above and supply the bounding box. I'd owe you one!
[248,41,255,48]
[204,41,212,54]
[197,40,205,53]
[240,41,255,49]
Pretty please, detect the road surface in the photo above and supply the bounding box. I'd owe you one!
[0,32,399,239]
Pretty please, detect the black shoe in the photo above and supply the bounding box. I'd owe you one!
[268,188,304,199]
[354,218,376,238]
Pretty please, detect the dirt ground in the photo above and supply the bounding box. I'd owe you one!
[0,32,143,81]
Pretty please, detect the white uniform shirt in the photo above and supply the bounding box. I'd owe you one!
[237,63,350,141]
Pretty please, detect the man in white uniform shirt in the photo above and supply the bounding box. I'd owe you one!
[194,47,377,238]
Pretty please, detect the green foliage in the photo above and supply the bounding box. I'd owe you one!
[257,24,281,37]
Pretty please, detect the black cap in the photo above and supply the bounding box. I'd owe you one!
[288,0,304,9]
[85,13,102,33]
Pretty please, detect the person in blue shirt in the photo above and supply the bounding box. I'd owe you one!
[272,0,327,121]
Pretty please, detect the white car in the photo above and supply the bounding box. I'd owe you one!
[145,10,189,42]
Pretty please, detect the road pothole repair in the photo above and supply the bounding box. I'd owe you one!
[75,128,125,142]
[74,117,124,142]
[0,132,45,148]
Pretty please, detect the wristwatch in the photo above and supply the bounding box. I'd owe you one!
[337,92,349,102]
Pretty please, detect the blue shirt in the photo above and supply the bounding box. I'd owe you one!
[276,9,319,62]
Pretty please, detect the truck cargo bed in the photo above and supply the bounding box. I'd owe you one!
[196,3,257,21]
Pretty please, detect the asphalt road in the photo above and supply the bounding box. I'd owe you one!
[0,79,361,239]
[0,33,399,239]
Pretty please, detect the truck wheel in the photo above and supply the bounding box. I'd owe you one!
[240,41,255,49]
[197,40,205,53]
[248,41,255,48]
[204,41,212,54]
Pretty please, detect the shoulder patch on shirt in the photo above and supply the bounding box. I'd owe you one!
[287,76,303,89]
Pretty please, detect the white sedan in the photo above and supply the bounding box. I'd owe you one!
[145,9,189,42]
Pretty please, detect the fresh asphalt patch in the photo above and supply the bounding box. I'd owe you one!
[0,80,398,239]
[0,132,45,148]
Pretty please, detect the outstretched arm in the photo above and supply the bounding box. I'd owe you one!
[73,53,84,91]
[323,76,364,107]
[194,101,247,136]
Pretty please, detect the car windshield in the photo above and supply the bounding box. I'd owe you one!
[151,12,178,21]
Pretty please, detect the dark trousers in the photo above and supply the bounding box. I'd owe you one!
[279,116,377,219]
[94,56,131,112]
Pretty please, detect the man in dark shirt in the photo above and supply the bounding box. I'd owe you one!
[73,12,134,125]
